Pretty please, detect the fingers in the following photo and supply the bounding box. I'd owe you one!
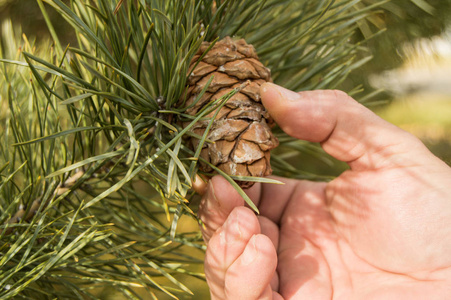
[198,176,245,242]
[205,206,277,299]
[260,83,432,171]
[224,234,278,299]
[200,177,281,299]
[204,207,260,299]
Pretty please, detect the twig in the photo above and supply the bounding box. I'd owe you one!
[1,169,85,235]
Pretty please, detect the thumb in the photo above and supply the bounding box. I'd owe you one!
[260,83,434,171]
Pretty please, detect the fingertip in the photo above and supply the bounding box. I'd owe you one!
[240,234,277,272]
[261,83,314,140]
[227,206,262,241]
[260,82,273,95]
[260,82,280,115]
[261,82,301,103]
[224,234,277,299]
[204,208,257,256]
[260,83,300,120]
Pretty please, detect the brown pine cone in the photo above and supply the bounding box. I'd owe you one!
[182,37,279,188]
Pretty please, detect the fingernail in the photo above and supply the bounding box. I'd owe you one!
[274,84,302,102]
[241,235,259,265]
[260,82,272,94]
[262,82,301,102]
[193,174,208,195]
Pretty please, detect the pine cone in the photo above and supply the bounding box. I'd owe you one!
[182,37,279,188]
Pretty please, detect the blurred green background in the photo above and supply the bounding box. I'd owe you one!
[1,0,450,298]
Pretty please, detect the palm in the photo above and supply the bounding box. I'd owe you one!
[272,167,451,299]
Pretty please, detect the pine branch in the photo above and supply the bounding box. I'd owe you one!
[0,15,206,298]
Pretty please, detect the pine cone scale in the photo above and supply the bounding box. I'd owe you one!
[188,61,216,84]
[241,122,271,143]
[194,72,239,93]
[232,139,264,164]
[208,119,249,141]
[222,60,260,79]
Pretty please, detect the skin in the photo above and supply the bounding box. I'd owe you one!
[197,83,451,300]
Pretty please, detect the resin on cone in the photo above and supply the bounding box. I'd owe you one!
[182,37,279,188]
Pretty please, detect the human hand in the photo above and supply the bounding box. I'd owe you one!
[198,83,451,299]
